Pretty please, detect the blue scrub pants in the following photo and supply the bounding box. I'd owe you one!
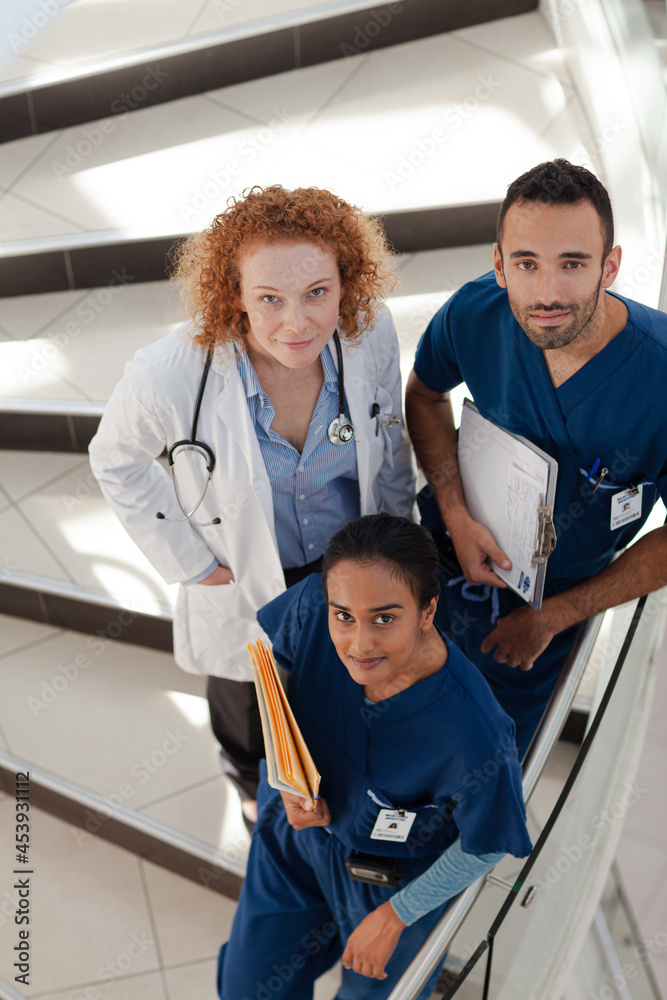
[435,572,579,760]
[217,773,445,1000]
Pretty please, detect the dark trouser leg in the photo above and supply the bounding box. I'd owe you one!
[217,775,340,1000]
[206,675,263,800]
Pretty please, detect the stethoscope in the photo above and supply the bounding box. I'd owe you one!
[156,347,221,526]
[327,330,355,446]
[157,332,398,525]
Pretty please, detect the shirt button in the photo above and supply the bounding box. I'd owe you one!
[299,494,306,501]
[303,518,309,525]
[308,543,314,551]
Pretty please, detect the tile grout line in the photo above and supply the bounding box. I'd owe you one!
[25,950,223,998]
[52,371,98,403]
[0,454,90,506]
[451,30,577,88]
[135,771,227,812]
[26,964,164,998]
[10,502,78,586]
[1,184,93,234]
[526,90,579,151]
[138,859,172,1000]
[184,0,213,39]
[1,287,93,343]
[297,53,370,133]
[201,92,271,126]
[3,129,65,198]
[0,627,67,664]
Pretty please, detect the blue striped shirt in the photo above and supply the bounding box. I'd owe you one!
[235,344,360,569]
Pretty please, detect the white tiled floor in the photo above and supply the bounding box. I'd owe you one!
[0,12,598,243]
[0,450,177,606]
[0,612,243,845]
[0,798,238,999]
[0,282,181,401]
[0,0,330,86]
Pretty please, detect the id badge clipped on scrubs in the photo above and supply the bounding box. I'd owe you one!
[610,485,643,531]
[370,808,416,843]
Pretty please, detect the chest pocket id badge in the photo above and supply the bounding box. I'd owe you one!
[610,485,643,531]
[370,808,417,842]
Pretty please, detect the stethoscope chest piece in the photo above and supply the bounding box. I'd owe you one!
[327,415,355,445]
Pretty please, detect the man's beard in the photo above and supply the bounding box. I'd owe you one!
[508,277,602,350]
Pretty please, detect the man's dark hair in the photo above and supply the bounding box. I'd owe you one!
[497,159,614,260]
[322,513,440,610]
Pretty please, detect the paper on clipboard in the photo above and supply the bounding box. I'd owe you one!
[458,400,558,609]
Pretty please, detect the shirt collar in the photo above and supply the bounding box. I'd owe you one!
[234,344,265,403]
[321,340,340,391]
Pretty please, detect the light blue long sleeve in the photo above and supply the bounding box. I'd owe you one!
[390,838,505,926]
[182,558,219,585]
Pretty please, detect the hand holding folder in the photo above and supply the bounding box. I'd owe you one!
[246,639,321,802]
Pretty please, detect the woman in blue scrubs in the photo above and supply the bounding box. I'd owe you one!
[217,514,532,999]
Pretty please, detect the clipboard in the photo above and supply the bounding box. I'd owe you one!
[458,400,558,610]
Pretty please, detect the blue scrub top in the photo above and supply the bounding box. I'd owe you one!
[257,574,532,861]
[414,272,667,585]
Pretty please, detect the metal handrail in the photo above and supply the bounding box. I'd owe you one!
[0,750,247,880]
[0,978,28,1000]
[660,207,667,314]
[387,611,605,1000]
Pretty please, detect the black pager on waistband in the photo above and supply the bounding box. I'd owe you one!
[345,851,402,887]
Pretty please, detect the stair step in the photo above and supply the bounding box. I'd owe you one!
[0,243,493,415]
[0,611,248,898]
[0,11,587,295]
[1,0,538,141]
[0,751,245,898]
[0,203,501,297]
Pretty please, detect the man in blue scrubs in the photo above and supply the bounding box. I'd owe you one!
[406,159,667,757]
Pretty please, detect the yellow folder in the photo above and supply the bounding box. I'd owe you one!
[246,639,321,802]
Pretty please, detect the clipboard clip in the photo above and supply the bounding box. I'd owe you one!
[533,506,557,565]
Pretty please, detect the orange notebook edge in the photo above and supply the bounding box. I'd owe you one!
[256,640,311,800]
[247,640,321,801]
[259,641,321,802]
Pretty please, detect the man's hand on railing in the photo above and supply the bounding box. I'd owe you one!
[342,900,406,979]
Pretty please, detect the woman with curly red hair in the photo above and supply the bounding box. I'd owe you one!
[89,186,415,827]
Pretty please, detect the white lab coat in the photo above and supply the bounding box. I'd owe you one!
[89,311,415,681]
